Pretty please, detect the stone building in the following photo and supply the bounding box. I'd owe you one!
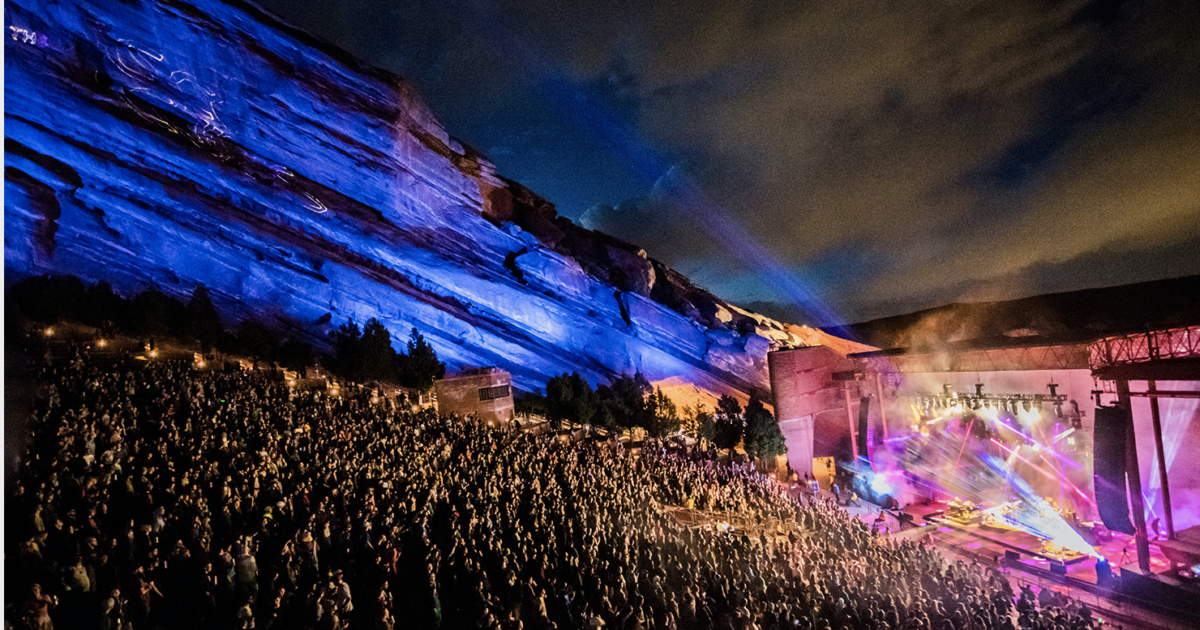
[434,367,514,424]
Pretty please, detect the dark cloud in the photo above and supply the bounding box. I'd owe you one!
[258,0,1200,323]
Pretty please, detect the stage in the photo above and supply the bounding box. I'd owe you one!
[894,500,1177,585]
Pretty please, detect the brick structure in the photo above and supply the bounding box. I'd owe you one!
[434,367,514,424]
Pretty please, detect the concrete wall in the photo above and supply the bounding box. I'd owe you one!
[769,346,855,476]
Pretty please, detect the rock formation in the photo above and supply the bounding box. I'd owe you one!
[4,0,871,395]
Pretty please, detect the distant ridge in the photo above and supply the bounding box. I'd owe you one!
[824,275,1200,351]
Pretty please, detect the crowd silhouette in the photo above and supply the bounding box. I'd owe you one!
[7,348,1099,630]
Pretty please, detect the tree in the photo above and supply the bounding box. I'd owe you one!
[86,280,128,332]
[713,394,744,451]
[186,285,225,351]
[743,394,787,462]
[10,274,89,324]
[130,287,189,338]
[277,338,314,373]
[598,373,652,430]
[696,409,717,444]
[330,320,363,381]
[360,318,398,382]
[514,389,547,418]
[643,388,680,438]
[716,395,742,422]
[236,320,279,367]
[400,327,445,391]
[545,372,597,427]
[593,402,618,432]
[680,404,700,436]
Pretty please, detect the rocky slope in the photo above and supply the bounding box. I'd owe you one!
[4,0,870,395]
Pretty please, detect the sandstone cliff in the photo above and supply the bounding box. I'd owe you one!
[4,0,870,395]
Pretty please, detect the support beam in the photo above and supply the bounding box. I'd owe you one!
[1148,381,1175,540]
[1126,389,1200,399]
[876,373,889,440]
[1117,379,1151,571]
[843,383,857,461]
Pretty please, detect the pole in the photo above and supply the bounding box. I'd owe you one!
[844,383,857,461]
[876,373,889,440]
[1148,381,1175,540]
[1116,379,1151,572]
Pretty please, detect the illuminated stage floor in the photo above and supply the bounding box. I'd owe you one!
[896,500,1174,585]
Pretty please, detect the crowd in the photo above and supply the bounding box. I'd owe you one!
[6,348,1101,630]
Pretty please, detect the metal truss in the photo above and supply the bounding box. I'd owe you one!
[1088,325,1200,371]
[857,342,1089,374]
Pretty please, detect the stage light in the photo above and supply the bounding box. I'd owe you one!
[44,328,54,336]
[97,339,107,347]
[1022,400,1031,412]
[149,349,158,358]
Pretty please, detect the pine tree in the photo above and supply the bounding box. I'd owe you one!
[744,394,787,461]
[545,372,597,428]
[187,285,225,351]
[713,394,744,451]
[600,373,652,430]
[697,410,717,443]
[401,327,445,391]
[330,320,363,381]
[130,287,187,338]
[644,388,680,438]
[237,320,279,368]
[360,318,398,382]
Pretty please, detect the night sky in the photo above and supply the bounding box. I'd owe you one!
[255,0,1200,325]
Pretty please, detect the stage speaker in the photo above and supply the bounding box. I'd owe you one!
[857,396,871,459]
[1050,562,1067,575]
[1093,406,1135,535]
[1005,550,1021,563]
[1096,558,1113,585]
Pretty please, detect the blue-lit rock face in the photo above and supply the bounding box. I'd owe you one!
[4,0,848,394]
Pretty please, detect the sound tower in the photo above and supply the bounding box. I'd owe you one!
[1093,406,1135,535]
[857,396,870,459]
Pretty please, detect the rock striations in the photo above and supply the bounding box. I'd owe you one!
[4,0,870,395]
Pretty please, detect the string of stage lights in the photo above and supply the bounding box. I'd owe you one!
[904,383,1079,427]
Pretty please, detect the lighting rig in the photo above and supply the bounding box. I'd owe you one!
[907,383,1076,425]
